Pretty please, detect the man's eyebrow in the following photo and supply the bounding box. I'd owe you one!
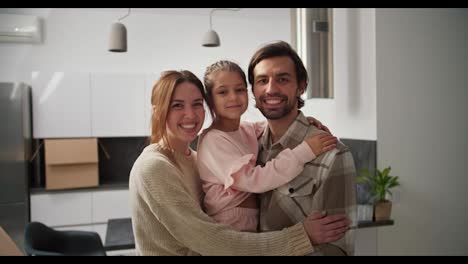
[254,74,268,79]
[276,72,292,77]
[255,72,292,79]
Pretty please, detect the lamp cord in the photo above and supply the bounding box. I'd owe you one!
[209,8,241,30]
[118,8,131,22]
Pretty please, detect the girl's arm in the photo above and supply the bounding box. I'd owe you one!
[252,121,267,138]
[198,133,315,194]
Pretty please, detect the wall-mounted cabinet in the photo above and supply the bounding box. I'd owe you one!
[32,72,91,138]
[90,73,147,137]
[32,72,149,138]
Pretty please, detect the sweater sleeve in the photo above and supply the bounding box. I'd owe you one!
[134,157,313,256]
[198,133,316,193]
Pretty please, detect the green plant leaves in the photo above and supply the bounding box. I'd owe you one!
[358,166,401,202]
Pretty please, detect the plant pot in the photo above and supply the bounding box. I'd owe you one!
[374,200,392,221]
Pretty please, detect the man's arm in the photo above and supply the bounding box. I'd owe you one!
[317,147,357,255]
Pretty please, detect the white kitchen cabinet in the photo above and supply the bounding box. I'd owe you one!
[30,191,93,227]
[91,189,130,223]
[90,73,146,137]
[30,189,131,227]
[31,71,91,138]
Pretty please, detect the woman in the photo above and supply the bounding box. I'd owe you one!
[129,70,350,255]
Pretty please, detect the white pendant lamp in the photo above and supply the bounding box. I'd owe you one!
[202,8,241,48]
[202,29,220,47]
[108,8,131,52]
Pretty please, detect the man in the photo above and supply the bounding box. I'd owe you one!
[248,41,357,255]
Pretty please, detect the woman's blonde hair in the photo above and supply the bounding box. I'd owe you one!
[150,70,212,148]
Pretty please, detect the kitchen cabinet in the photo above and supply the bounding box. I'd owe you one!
[90,73,147,137]
[32,72,91,138]
[32,72,151,138]
[31,189,130,226]
[30,189,131,244]
[30,191,93,227]
[91,189,130,223]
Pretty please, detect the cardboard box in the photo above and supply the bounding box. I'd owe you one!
[44,138,99,190]
[0,226,23,256]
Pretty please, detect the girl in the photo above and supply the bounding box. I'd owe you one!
[197,61,337,232]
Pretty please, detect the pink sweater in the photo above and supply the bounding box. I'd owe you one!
[197,121,316,217]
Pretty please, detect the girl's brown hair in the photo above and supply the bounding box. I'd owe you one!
[203,60,247,120]
[150,70,212,148]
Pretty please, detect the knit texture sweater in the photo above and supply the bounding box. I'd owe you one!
[129,143,313,256]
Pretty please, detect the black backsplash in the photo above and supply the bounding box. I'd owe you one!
[340,138,377,204]
[97,137,149,185]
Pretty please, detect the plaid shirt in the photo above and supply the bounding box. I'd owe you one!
[258,112,357,256]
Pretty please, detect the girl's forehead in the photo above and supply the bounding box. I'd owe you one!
[213,71,246,85]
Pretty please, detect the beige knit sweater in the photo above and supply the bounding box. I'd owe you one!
[129,143,314,256]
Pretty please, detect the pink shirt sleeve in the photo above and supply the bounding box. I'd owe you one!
[197,128,317,194]
[251,121,267,138]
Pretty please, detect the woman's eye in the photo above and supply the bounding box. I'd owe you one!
[218,90,227,95]
[171,104,183,109]
[193,102,203,108]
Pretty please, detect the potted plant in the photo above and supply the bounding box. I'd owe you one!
[357,166,400,221]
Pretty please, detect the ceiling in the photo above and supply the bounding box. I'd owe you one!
[0,8,289,19]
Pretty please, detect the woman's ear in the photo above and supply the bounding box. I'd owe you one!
[152,105,156,113]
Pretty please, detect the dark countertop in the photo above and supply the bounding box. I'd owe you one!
[105,218,134,251]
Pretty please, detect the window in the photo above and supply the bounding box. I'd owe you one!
[291,8,333,99]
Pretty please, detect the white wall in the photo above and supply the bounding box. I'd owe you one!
[376,8,468,255]
[301,8,377,141]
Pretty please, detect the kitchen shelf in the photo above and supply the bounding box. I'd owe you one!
[30,182,129,194]
[357,219,394,229]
